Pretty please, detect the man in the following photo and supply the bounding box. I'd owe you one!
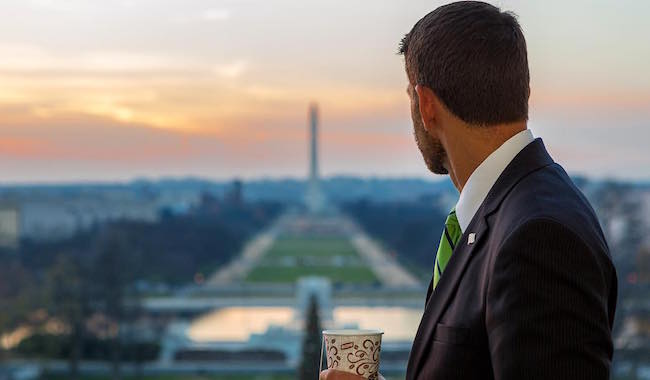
[321,1,617,380]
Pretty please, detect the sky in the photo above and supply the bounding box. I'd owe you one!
[0,0,649,183]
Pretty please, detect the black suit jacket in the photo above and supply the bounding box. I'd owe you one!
[405,138,617,380]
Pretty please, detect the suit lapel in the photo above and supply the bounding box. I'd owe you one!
[405,138,555,380]
[406,213,489,380]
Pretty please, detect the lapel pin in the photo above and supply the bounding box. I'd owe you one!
[468,233,476,245]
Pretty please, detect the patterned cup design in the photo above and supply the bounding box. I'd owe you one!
[323,330,383,380]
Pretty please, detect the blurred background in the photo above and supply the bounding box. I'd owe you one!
[0,1,649,379]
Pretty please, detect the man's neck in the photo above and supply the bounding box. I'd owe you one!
[444,122,527,193]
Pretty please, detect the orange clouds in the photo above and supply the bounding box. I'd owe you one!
[0,0,648,181]
[0,110,209,162]
[0,137,52,157]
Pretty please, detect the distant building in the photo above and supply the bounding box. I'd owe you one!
[196,192,220,214]
[225,179,244,205]
[637,245,650,284]
[0,192,161,243]
[296,276,333,322]
[0,202,20,249]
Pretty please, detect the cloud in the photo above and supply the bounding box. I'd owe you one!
[0,110,221,163]
[28,0,90,13]
[201,8,231,21]
[0,44,195,73]
[214,60,248,79]
[80,51,187,72]
[170,7,231,24]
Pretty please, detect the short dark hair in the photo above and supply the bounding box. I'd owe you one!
[399,1,530,126]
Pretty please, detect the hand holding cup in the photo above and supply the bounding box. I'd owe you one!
[319,369,386,380]
[321,329,384,380]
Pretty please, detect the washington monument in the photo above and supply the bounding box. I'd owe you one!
[305,103,325,213]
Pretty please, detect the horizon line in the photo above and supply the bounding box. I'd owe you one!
[1,172,648,188]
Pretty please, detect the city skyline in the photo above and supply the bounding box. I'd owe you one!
[1,0,649,183]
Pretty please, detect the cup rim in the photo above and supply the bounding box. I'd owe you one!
[322,329,384,336]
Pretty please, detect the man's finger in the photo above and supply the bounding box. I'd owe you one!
[319,369,330,380]
[319,369,367,380]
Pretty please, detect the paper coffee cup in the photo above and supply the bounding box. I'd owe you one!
[322,329,384,380]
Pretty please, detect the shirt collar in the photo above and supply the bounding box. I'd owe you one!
[455,129,535,232]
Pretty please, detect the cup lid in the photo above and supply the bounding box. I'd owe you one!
[322,329,384,336]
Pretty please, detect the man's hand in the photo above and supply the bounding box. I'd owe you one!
[319,369,386,380]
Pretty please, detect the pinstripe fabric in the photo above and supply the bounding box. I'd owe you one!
[405,139,616,380]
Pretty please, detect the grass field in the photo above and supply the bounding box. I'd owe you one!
[263,238,359,258]
[245,264,377,283]
[244,237,379,284]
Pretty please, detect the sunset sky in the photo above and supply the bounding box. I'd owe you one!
[1,0,649,183]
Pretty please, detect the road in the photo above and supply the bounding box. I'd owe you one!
[205,211,421,289]
[342,218,422,288]
[205,213,293,285]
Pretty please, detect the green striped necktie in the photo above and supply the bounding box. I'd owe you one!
[433,207,463,289]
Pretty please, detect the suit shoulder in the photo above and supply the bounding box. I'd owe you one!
[492,163,608,254]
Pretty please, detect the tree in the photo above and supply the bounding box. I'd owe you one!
[93,226,134,380]
[298,295,326,380]
[45,254,91,380]
[637,245,650,283]
[0,255,36,363]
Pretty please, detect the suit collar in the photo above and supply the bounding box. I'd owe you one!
[406,138,555,380]
[455,129,535,232]
[482,137,554,217]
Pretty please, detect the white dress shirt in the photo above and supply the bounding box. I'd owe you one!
[455,129,535,232]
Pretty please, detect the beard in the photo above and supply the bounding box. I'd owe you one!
[411,95,448,175]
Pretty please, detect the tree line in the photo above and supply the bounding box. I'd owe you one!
[0,195,282,380]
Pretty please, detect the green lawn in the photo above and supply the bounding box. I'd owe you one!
[244,237,379,284]
[246,265,378,283]
[263,237,359,258]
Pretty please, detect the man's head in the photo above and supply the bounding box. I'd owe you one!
[399,1,529,175]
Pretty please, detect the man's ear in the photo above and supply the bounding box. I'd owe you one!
[415,84,438,132]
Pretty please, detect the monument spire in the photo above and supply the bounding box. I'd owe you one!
[306,103,325,213]
[309,103,319,183]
